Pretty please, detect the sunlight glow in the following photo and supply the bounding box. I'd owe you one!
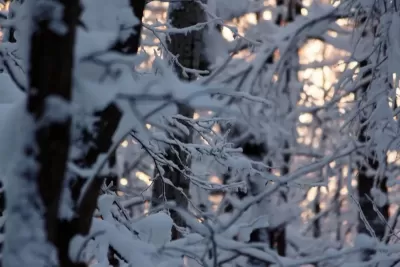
[388,151,399,164]
[0,1,9,10]
[120,177,128,186]
[121,140,129,147]
[397,87,400,108]
[144,200,149,214]
[327,31,338,37]
[136,171,152,185]
[212,123,220,133]
[299,113,313,124]
[210,175,222,184]
[306,187,318,201]
[393,73,398,89]
[222,26,234,41]
[245,13,258,25]
[320,186,328,194]
[263,10,272,20]
[208,176,223,210]
[348,61,358,70]
[301,8,308,16]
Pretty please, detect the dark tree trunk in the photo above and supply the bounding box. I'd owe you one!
[356,59,389,260]
[335,169,343,242]
[166,1,210,79]
[266,0,302,259]
[2,0,80,266]
[112,0,146,55]
[218,1,302,264]
[105,0,146,267]
[313,187,321,238]
[219,130,270,267]
[29,1,79,266]
[3,1,146,266]
[313,132,327,241]
[105,0,147,191]
[151,0,209,240]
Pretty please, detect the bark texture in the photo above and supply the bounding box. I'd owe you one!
[151,0,209,240]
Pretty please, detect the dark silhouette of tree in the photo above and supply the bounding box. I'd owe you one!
[151,0,210,240]
[357,58,389,260]
[5,0,81,266]
[2,1,146,266]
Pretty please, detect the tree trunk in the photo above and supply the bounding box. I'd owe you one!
[3,0,79,266]
[313,187,321,238]
[335,169,342,242]
[267,0,302,258]
[103,3,146,266]
[2,1,146,266]
[151,0,209,240]
[218,1,302,264]
[356,59,389,261]
[105,0,146,191]
[112,0,145,55]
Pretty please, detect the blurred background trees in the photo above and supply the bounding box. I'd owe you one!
[0,0,399,266]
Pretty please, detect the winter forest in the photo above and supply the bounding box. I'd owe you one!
[0,0,399,266]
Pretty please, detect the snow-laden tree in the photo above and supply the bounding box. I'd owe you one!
[192,0,400,265]
[0,0,400,267]
[335,0,400,262]
[2,0,80,265]
[151,0,211,240]
[0,0,282,266]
